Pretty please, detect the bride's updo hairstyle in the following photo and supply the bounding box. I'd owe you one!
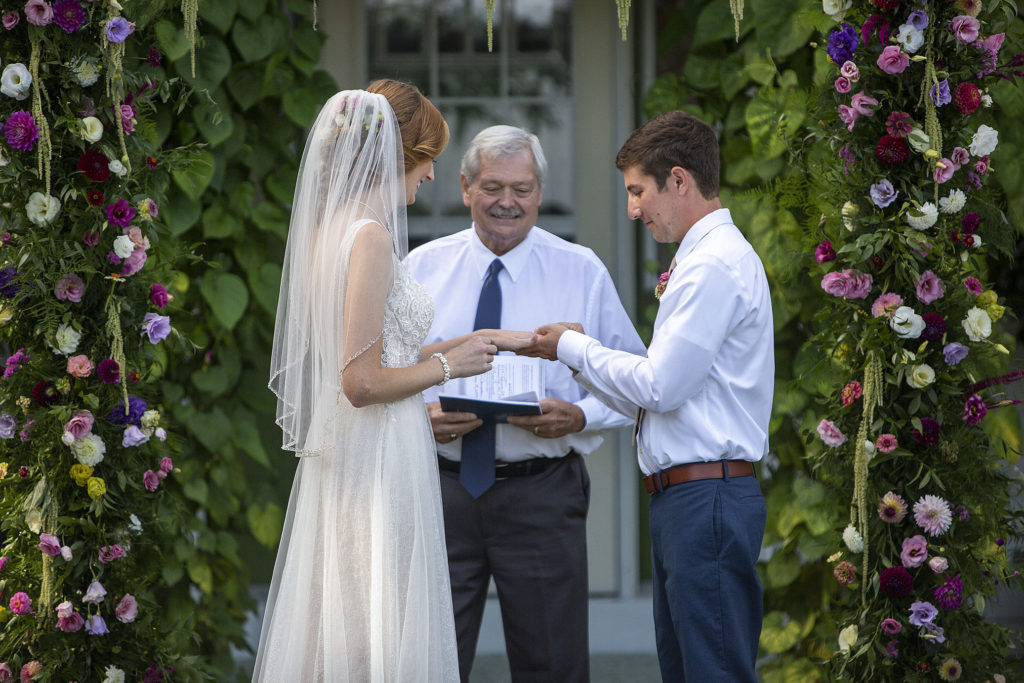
[367,78,449,170]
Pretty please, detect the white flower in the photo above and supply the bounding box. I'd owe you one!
[841,201,858,231]
[61,431,76,446]
[60,545,73,561]
[842,525,864,553]
[897,24,924,53]
[822,0,851,21]
[972,234,982,248]
[970,124,998,157]
[907,127,930,153]
[0,63,32,100]
[102,666,126,683]
[963,306,992,342]
[140,409,161,429]
[83,580,107,604]
[53,323,81,355]
[838,624,859,653]
[79,116,104,143]
[108,159,127,177]
[71,433,106,467]
[907,363,935,389]
[128,514,143,533]
[154,427,167,441]
[938,189,966,214]
[72,58,100,87]
[906,202,938,230]
[25,508,42,533]
[25,192,61,226]
[863,439,876,462]
[0,146,8,167]
[890,306,925,339]
[112,235,134,259]
[981,93,993,108]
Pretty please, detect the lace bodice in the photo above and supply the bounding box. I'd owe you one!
[381,256,434,368]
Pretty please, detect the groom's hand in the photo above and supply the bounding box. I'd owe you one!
[516,322,584,361]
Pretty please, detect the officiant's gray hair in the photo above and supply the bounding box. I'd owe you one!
[461,125,547,188]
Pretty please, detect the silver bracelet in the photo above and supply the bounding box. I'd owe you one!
[431,352,450,385]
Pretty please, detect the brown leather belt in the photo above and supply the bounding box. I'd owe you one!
[643,460,754,495]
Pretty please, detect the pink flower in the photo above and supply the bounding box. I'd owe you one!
[150,283,169,308]
[56,610,84,632]
[66,354,94,377]
[974,158,988,175]
[840,60,860,81]
[817,419,846,448]
[934,159,955,184]
[964,277,983,294]
[876,433,898,453]
[850,92,879,116]
[18,661,42,682]
[838,104,858,131]
[39,533,61,556]
[876,45,909,74]
[82,229,100,246]
[2,11,20,30]
[881,618,902,635]
[54,273,85,302]
[9,592,31,615]
[121,248,148,277]
[0,663,9,681]
[821,269,872,300]
[901,534,928,568]
[64,410,94,439]
[950,15,980,43]
[118,103,136,134]
[143,469,159,491]
[929,556,949,573]
[125,225,150,251]
[159,456,173,475]
[98,544,125,563]
[915,270,944,304]
[871,292,903,318]
[115,593,138,623]
[950,146,969,169]
[885,111,913,138]
[23,0,52,26]
[840,381,862,406]
[814,240,836,264]
[834,77,851,93]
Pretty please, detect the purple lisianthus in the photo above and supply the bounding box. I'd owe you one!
[884,639,899,659]
[814,240,836,264]
[901,534,928,568]
[0,267,19,299]
[97,358,120,384]
[870,179,898,208]
[966,170,983,190]
[147,46,162,67]
[3,10,20,29]
[105,199,137,227]
[950,146,969,169]
[906,10,928,30]
[950,15,980,44]
[38,533,61,556]
[150,283,169,308]
[935,574,963,610]
[104,15,134,43]
[834,76,851,93]
[0,413,16,439]
[140,313,170,344]
[122,424,150,447]
[861,14,891,46]
[54,273,85,302]
[879,566,914,599]
[912,417,942,447]
[143,468,159,491]
[920,312,946,343]
[23,0,53,26]
[962,394,987,424]
[881,618,902,635]
[929,79,952,107]
[109,395,147,426]
[4,110,39,151]
[915,270,944,304]
[908,600,938,627]
[84,614,109,635]
[827,23,859,65]
[52,0,85,32]
[117,103,136,134]
[98,544,125,563]
[943,342,968,365]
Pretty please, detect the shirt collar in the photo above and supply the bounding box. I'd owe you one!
[676,208,733,261]
[470,224,535,284]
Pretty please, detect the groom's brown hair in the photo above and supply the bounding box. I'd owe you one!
[615,110,720,199]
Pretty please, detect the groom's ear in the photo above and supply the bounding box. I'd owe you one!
[668,166,690,196]
[460,174,472,207]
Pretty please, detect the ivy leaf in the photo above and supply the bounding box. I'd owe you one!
[186,557,214,594]
[225,64,263,111]
[161,192,201,236]
[201,201,242,239]
[183,478,209,505]
[233,419,270,467]
[172,150,216,200]
[192,97,234,147]
[189,406,232,451]
[249,262,282,315]
[154,20,190,62]
[247,502,284,549]
[765,551,801,588]
[198,0,237,34]
[236,0,267,21]
[191,365,231,396]
[176,35,233,92]
[200,271,249,330]
[232,15,285,63]
[759,610,804,653]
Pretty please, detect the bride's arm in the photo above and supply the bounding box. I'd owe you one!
[341,224,497,408]
[420,328,534,361]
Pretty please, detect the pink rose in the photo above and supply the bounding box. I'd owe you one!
[54,273,85,302]
[66,354,94,378]
[876,45,909,75]
[934,158,955,184]
[974,158,988,175]
[840,60,860,82]
[159,456,173,475]
[115,593,138,623]
[950,15,980,44]
[39,533,61,556]
[56,611,84,633]
[900,534,928,568]
[838,105,858,131]
[121,248,148,277]
[125,225,150,250]
[850,92,879,116]
[834,76,851,93]
[916,270,945,305]
[817,419,846,448]
[950,146,969,169]
[64,410,94,440]
[821,272,850,298]
[23,0,52,27]
[2,11,19,30]
[143,469,159,491]
[929,556,949,573]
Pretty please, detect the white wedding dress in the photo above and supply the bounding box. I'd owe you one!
[254,247,459,681]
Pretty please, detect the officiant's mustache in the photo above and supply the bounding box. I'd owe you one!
[487,206,524,219]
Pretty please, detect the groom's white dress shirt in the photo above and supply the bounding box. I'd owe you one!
[556,208,774,475]
[405,225,646,463]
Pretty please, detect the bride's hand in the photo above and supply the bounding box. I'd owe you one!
[476,329,537,352]
[445,336,499,379]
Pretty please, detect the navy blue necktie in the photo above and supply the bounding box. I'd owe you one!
[460,258,503,498]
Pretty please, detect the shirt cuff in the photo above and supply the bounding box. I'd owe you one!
[556,329,594,371]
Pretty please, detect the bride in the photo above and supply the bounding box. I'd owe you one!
[254,80,527,681]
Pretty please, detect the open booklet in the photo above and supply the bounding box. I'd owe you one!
[439,356,544,422]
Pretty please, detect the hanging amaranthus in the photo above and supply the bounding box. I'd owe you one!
[182,0,198,78]
[485,0,497,52]
[729,0,744,41]
[105,289,130,410]
[616,0,630,41]
[850,352,883,607]
[28,35,52,195]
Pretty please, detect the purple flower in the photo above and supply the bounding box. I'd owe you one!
[861,14,891,46]
[901,534,928,568]
[144,663,166,683]
[39,533,61,556]
[912,417,941,447]
[962,212,980,234]
[0,267,20,299]
[962,394,987,424]
[906,10,928,30]
[950,146,970,169]
[118,103,136,134]
[115,593,138,623]
[108,395,147,426]
[82,580,106,604]
[950,15,980,44]
[4,110,39,151]
[921,312,946,343]
[52,0,85,33]
[150,283,169,308]
[827,23,859,65]
[964,276,983,294]
[850,92,878,116]
[105,199,137,227]
[834,76,851,93]
[814,240,836,264]
[144,468,159,491]
[881,618,902,634]
[966,170,983,190]
[4,348,29,378]
[884,639,899,659]
[104,15,134,43]
[84,614,109,635]
[956,504,970,521]
[9,592,32,615]
[159,456,173,475]
[838,143,855,175]
[122,425,150,447]
[870,179,898,208]
[140,312,171,344]
[0,413,16,439]
[98,544,125,563]
[121,247,148,276]
[929,79,952,107]
[23,0,52,26]
[908,600,938,627]
[54,273,85,302]
[880,566,914,599]
[935,574,963,609]
[147,46,162,67]
[3,11,20,29]
[943,342,968,365]
[98,358,120,384]
[915,270,944,304]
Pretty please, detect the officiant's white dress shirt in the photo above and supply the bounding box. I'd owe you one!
[556,209,774,476]
[405,225,647,463]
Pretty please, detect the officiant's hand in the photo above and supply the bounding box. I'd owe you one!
[427,401,483,444]
[516,323,584,361]
[507,398,585,438]
[475,328,537,352]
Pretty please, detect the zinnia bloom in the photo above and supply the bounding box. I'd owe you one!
[871,292,902,318]
[876,434,897,453]
[840,381,861,406]
[86,189,104,207]
[914,494,952,536]
[9,592,31,615]
[962,393,987,424]
[912,417,941,447]
[4,110,39,151]
[834,560,856,585]
[964,276,983,294]
[879,566,913,598]
[934,574,963,610]
[876,134,909,165]
[938,657,962,681]
[77,150,110,182]
[878,491,907,524]
[885,111,912,138]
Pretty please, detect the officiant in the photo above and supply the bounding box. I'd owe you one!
[405,125,645,683]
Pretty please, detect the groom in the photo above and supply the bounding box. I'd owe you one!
[523,110,773,681]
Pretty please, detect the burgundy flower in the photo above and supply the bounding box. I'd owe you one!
[953,82,981,114]
[876,135,909,166]
[871,0,900,9]
[879,566,914,598]
[4,111,39,151]
[31,380,58,406]
[920,312,946,343]
[834,560,857,585]
[870,254,885,270]
[150,283,169,308]
[18,466,29,478]
[145,156,158,169]
[814,240,836,264]
[912,417,942,447]
[146,46,162,68]
[860,14,891,46]
[961,212,980,234]
[77,150,110,183]
[143,663,166,683]
[97,358,120,384]
[127,369,141,384]
[52,0,86,33]
[3,10,20,30]
[962,394,987,424]
[105,199,136,227]
[86,188,105,206]
[934,573,963,609]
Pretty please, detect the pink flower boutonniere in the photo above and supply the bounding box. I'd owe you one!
[654,269,673,300]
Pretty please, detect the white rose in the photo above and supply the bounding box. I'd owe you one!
[53,323,81,355]
[842,525,864,553]
[71,433,106,467]
[970,124,998,157]
[79,116,104,143]
[25,192,61,226]
[963,306,992,342]
[128,514,143,533]
[841,201,858,231]
[897,24,924,53]
[72,59,100,87]
[981,94,993,108]
[25,507,42,533]
[890,306,925,339]
[141,409,161,429]
[0,146,8,167]
[0,63,32,100]
[938,189,966,214]
[907,127,930,153]
[907,363,935,389]
[61,431,76,446]
[972,234,982,248]
[113,235,135,259]
[863,439,876,461]
[822,0,851,21]
[108,159,127,177]
[103,666,126,683]
[838,624,859,653]
[906,202,938,230]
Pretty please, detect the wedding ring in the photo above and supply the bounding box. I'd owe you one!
[534,426,540,435]
[450,433,458,441]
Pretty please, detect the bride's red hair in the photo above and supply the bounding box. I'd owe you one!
[367,79,449,171]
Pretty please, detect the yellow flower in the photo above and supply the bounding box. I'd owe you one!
[16,396,31,414]
[0,462,7,479]
[70,464,93,486]
[976,289,998,307]
[0,606,8,623]
[985,303,1005,322]
[0,303,12,324]
[87,476,106,501]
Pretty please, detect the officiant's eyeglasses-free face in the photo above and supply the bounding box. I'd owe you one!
[462,150,542,250]
[405,158,436,205]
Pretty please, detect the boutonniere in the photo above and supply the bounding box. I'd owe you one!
[654,268,673,300]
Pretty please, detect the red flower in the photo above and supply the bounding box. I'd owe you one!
[31,380,58,406]
[879,566,914,598]
[876,135,909,166]
[871,0,900,9]
[145,156,158,169]
[77,150,110,183]
[86,188,104,206]
[82,230,100,246]
[953,82,981,114]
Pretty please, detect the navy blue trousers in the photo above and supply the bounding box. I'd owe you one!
[649,471,766,682]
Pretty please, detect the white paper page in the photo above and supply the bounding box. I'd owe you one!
[442,356,545,402]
